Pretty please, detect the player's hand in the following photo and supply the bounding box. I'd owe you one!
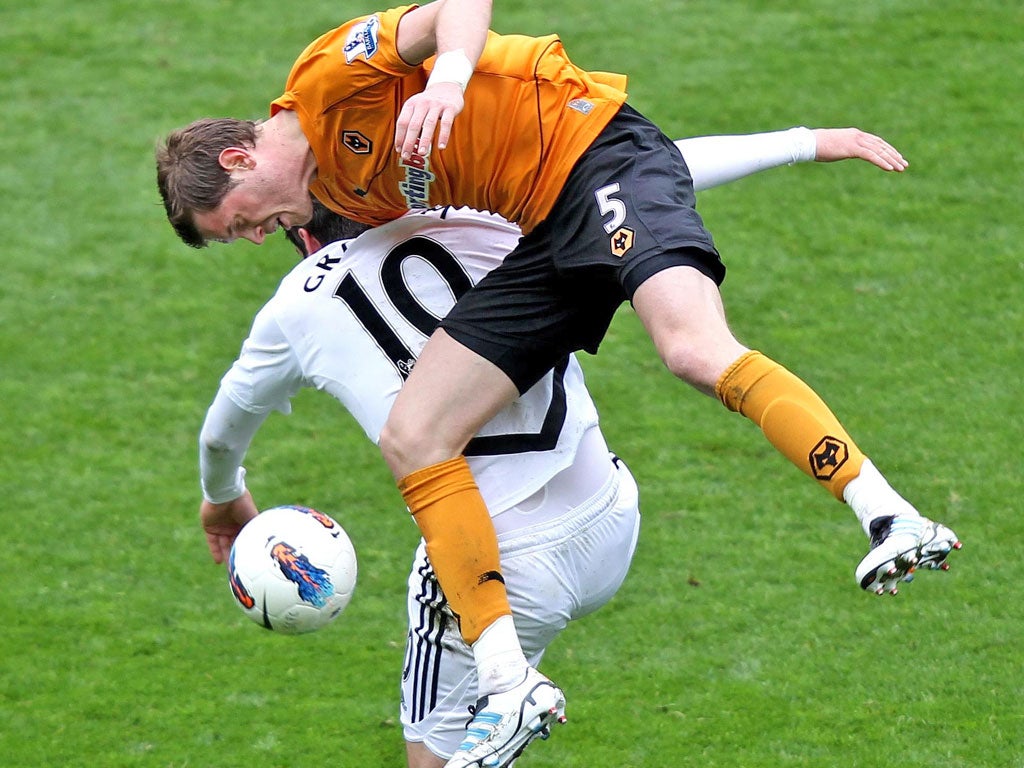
[394,81,465,160]
[812,128,909,172]
[200,490,259,565]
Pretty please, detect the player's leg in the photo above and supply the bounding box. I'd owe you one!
[578,102,960,593]
[380,330,530,692]
[381,205,619,699]
[382,329,518,478]
[447,435,639,768]
[406,741,446,768]
[381,104,645,685]
[401,432,639,767]
[631,264,867,497]
[630,263,960,591]
[383,220,602,767]
[629,263,746,396]
[402,586,556,768]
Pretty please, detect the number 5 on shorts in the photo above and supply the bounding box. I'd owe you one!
[595,183,626,233]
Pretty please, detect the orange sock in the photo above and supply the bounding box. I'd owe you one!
[715,350,865,501]
[399,456,511,644]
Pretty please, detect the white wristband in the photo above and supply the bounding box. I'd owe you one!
[427,49,474,93]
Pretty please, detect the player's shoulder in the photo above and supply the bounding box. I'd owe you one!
[338,5,413,62]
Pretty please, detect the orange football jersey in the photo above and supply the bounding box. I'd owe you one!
[271,5,628,234]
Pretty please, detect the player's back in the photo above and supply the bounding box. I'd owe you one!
[267,208,599,514]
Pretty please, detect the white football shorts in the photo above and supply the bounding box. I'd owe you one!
[399,428,641,758]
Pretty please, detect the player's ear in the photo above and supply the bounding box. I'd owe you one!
[218,147,256,172]
[285,227,321,259]
[299,228,323,255]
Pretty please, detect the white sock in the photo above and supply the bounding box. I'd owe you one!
[472,615,529,695]
[843,459,922,537]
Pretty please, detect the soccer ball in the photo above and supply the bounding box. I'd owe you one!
[227,505,357,634]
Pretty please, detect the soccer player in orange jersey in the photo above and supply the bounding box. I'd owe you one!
[157,4,960,765]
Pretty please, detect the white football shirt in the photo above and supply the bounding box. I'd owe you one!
[212,208,599,515]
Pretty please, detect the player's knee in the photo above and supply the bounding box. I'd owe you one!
[379,418,420,479]
[379,414,457,480]
[657,338,736,394]
[658,338,706,382]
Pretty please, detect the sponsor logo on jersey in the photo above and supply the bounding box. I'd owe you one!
[610,226,635,257]
[568,98,594,115]
[399,153,435,210]
[809,435,849,480]
[342,130,373,155]
[344,16,380,62]
[271,541,335,607]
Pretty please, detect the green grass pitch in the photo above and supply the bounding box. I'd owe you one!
[1,1,1022,765]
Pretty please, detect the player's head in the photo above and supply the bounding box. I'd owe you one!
[156,117,313,249]
[285,197,372,258]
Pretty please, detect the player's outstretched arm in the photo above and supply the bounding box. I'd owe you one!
[676,126,908,193]
[394,0,492,159]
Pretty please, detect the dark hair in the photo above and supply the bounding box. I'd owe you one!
[285,197,373,256]
[155,118,258,248]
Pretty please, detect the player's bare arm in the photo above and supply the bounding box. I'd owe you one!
[394,0,493,159]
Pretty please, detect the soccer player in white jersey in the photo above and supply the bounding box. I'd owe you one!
[196,127,953,768]
[203,204,634,766]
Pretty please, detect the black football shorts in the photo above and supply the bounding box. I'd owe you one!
[441,103,726,393]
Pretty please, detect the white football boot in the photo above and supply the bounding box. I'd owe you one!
[856,514,962,595]
[444,668,567,768]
